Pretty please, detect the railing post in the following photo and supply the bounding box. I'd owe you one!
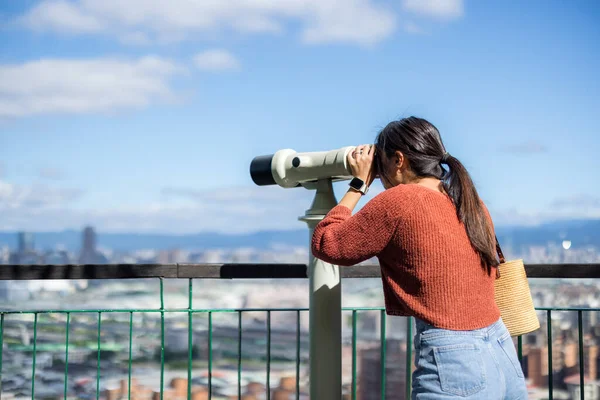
[299,179,341,400]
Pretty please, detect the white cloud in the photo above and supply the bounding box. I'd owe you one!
[0,182,315,233]
[0,180,83,209]
[0,56,183,118]
[491,195,600,227]
[0,181,387,233]
[2,177,600,233]
[158,185,315,232]
[0,180,12,199]
[403,21,426,35]
[502,140,548,154]
[300,0,396,45]
[16,0,396,46]
[194,50,240,71]
[20,0,105,33]
[551,195,600,211]
[38,166,65,180]
[120,31,152,46]
[402,0,464,20]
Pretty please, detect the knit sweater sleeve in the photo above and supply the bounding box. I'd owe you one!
[311,191,399,266]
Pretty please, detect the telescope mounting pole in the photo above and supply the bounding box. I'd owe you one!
[299,179,342,400]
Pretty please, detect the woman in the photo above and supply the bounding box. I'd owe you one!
[311,117,528,399]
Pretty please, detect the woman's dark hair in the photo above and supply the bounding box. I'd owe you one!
[374,116,498,273]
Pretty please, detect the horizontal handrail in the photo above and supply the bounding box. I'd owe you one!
[3,306,600,315]
[1,263,599,280]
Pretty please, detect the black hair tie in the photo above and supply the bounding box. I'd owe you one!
[441,152,451,164]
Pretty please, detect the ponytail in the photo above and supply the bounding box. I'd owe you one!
[443,155,498,274]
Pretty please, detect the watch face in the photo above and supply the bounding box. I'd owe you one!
[349,177,364,190]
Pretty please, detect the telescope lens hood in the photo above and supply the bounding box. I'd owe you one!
[250,155,276,186]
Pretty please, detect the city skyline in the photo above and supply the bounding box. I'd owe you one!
[3,220,600,265]
[1,0,600,234]
[2,268,600,399]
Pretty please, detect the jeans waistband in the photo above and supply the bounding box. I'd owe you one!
[414,317,506,340]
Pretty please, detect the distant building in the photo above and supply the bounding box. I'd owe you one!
[0,281,29,302]
[564,375,600,400]
[78,226,106,264]
[156,249,188,264]
[357,312,408,340]
[359,339,408,400]
[8,251,19,264]
[17,232,34,254]
[586,345,599,381]
[196,322,309,363]
[0,245,10,264]
[525,346,547,388]
[12,232,41,264]
[80,226,96,260]
[16,252,41,264]
[43,250,72,264]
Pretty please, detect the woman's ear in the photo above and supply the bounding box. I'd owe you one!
[395,151,404,169]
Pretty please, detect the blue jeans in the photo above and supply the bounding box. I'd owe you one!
[412,318,528,399]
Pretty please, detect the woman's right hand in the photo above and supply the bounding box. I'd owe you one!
[348,144,376,186]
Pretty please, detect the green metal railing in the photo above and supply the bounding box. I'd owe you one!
[0,277,412,399]
[2,286,597,399]
[1,263,600,399]
[532,307,600,400]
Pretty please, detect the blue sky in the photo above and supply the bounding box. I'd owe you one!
[1,0,599,234]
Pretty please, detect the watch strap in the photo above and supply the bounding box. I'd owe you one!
[349,178,369,195]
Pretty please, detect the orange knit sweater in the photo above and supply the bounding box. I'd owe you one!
[311,184,501,330]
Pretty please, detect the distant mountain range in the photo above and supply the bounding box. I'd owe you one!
[495,219,600,250]
[0,229,309,252]
[0,219,599,252]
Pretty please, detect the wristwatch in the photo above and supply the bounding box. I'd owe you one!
[349,177,369,195]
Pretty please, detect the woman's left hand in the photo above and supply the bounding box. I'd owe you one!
[348,144,376,186]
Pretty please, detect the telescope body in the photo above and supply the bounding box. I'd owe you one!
[250,147,355,188]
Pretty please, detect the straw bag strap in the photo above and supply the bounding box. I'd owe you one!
[494,236,505,279]
[495,236,506,264]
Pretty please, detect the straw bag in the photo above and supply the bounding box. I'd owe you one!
[493,237,540,336]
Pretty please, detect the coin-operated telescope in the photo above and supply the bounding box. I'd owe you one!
[250,146,360,400]
[250,147,355,188]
